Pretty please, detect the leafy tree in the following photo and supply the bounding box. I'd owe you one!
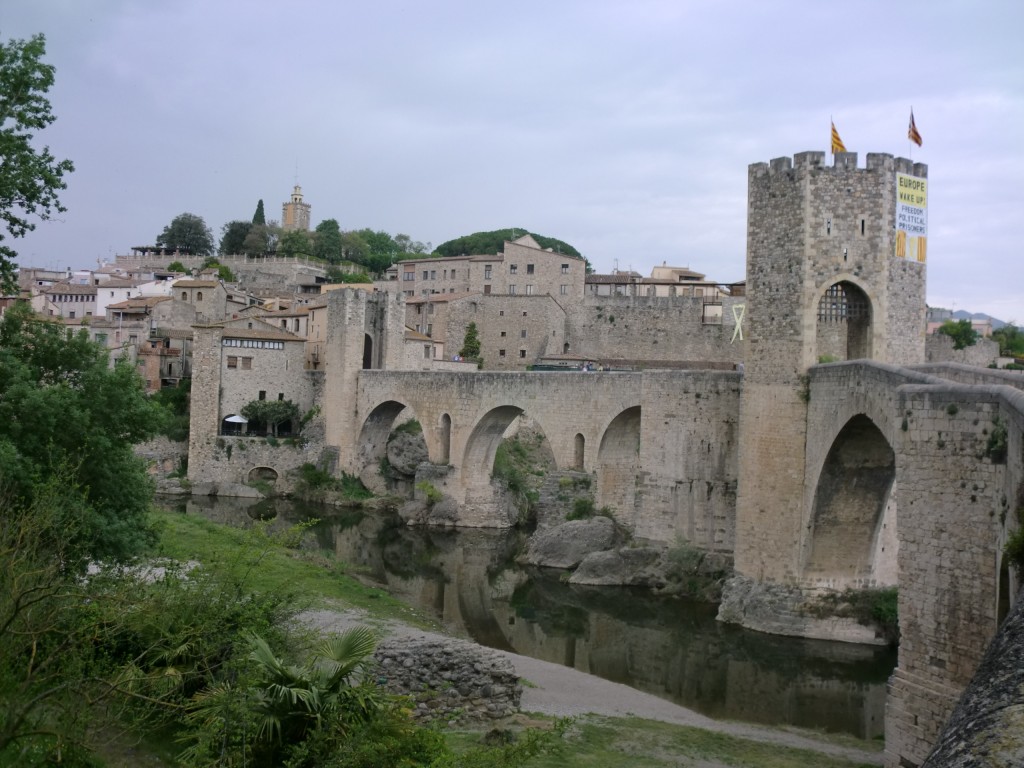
[340,230,369,264]
[937,318,980,350]
[252,198,266,225]
[394,233,430,255]
[326,264,371,284]
[220,219,252,255]
[314,218,343,263]
[279,228,313,258]
[241,224,270,257]
[434,228,581,259]
[167,259,188,273]
[993,323,1024,357]
[460,322,481,359]
[199,256,235,281]
[156,212,215,256]
[242,223,276,257]
[0,304,164,561]
[241,398,301,437]
[0,34,75,293]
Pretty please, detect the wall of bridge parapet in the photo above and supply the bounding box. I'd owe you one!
[882,376,1023,768]
[909,362,1024,390]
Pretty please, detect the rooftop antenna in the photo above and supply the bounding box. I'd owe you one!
[294,159,299,186]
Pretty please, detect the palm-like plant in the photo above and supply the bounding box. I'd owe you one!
[183,626,380,765]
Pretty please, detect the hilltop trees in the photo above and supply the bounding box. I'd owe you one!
[435,228,580,259]
[0,34,75,293]
[156,212,215,256]
[314,218,343,262]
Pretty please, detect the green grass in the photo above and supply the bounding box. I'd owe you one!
[151,508,438,628]
[447,715,879,768]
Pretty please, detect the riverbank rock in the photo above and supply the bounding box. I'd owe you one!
[518,517,616,569]
[374,636,522,723]
[397,497,460,527]
[570,546,665,586]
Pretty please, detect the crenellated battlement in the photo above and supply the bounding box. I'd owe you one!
[750,151,926,179]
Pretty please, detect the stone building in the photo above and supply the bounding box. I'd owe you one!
[172,279,227,324]
[382,234,587,300]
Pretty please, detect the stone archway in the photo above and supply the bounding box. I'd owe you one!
[596,406,641,522]
[816,280,872,361]
[803,414,895,588]
[248,466,278,483]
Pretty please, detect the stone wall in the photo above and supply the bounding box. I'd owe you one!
[373,636,521,722]
[445,294,568,370]
[923,586,1024,766]
[564,295,745,365]
[115,253,327,295]
[884,382,1024,767]
[925,333,999,367]
[634,370,741,550]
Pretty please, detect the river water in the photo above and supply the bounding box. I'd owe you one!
[161,495,896,739]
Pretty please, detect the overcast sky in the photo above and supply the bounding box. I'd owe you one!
[5,0,1023,321]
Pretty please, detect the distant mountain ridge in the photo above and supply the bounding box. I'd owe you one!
[952,310,1007,330]
[928,306,1008,330]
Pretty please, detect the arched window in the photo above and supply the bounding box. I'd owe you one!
[196,291,203,301]
[181,291,187,301]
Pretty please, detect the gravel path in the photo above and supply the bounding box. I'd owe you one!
[301,608,884,766]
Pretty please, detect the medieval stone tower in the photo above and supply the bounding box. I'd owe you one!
[282,185,311,232]
[734,151,928,586]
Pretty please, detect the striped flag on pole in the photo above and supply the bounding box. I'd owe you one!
[831,121,846,154]
[908,109,923,147]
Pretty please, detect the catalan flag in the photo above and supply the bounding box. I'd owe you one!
[831,121,846,154]
[908,109,923,147]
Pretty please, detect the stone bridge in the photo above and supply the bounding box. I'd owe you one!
[791,362,1023,765]
[341,360,1024,766]
[349,368,740,537]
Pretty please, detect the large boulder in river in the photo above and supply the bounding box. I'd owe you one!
[569,547,666,587]
[519,517,616,569]
[387,430,428,476]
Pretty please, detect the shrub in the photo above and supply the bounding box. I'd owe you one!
[986,417,1008,463]
[567,498,594,520]
[416,481,443,506]
[392,418,422,436]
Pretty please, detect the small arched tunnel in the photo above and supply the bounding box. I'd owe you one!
[462,406,525,482]
[816,280,872,361]
[596,406,642,519]
[804,414,895,585]
[248,466,279,483]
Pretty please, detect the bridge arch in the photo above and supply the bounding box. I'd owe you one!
[802,414,896,589]
[596,406,642,521]
[461,405,525,478]
[357,399,435,469]
[814,276,873,362]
